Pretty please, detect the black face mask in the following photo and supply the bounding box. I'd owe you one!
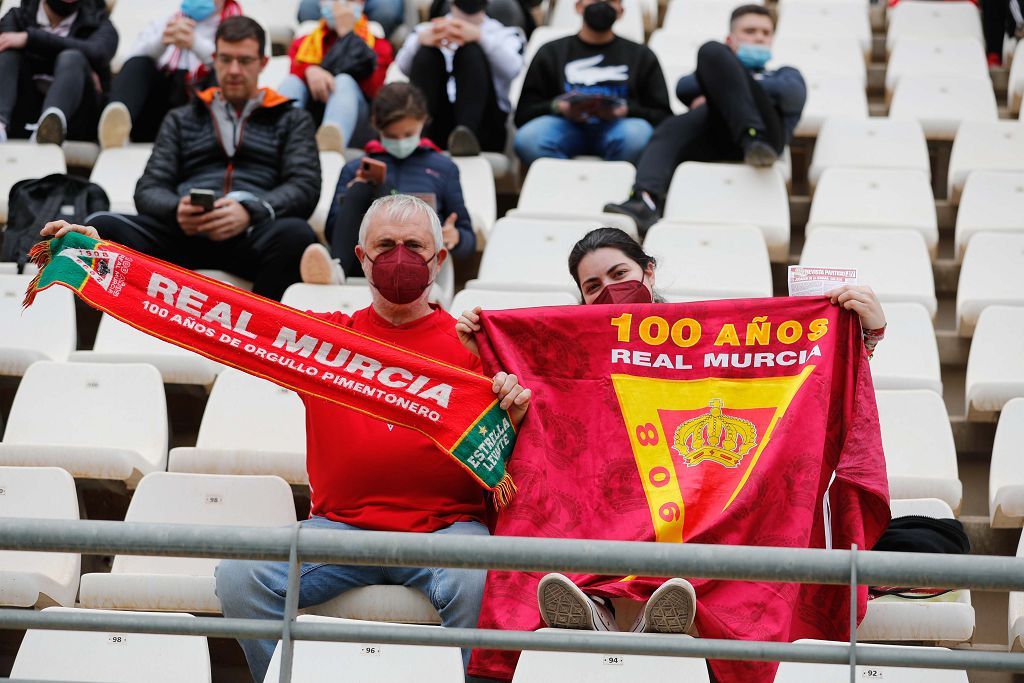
[45,0,78,17]
[582,1,617,32]
[453,0,487,14]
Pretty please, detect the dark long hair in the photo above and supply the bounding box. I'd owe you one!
[567,227,657,290]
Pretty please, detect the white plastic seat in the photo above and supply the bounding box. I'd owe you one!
[472,217,600,293]
[281,283,371,314]
[965,306,1024,419]
[954,171,1024,261]
[263,616,461,683]
[794,77,869,137]
[512,630,710,682]
[451,156,497,240]
[647,29,703,83]
[662,162,790,262]
[775,640,968,682]
[888,76,998,141]
[0,467,80,608]
[303,586,441,624]
[1009,40,1024,114]
[238,0,300,48]
[775,2,872,57]
[0,141,66,223]
[800,227,936,317]
[643,222,772,299]
[0,362,167,487]
[661,62,695,114]
[875,390,961,512]
[78,472,296,612]
[770,34,866,84]
[311,151,344,238]
[956,233,1024,336]
[886,0,983,54]
[169,369,306,484]
[947,121,1024,204]
[508,26,575,109]
[885,37,989,96]
[0,273,76,376]
[870,303,942,395]
[259,55,293,90]
[659,0,742,40]
[109,1,175,72]
[88,144,153,213]
[449,288,577,313]
[809,117,930,189]
[808,168,937,257]
[1011,530,1024,651]
[11,607,211,682]
[989,398,1024,528]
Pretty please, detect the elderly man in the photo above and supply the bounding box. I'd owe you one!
[40,193,532,683]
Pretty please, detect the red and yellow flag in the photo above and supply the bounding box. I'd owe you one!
[467,298,890,683]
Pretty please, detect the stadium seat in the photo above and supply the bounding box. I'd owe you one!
[647,29,704,82]
[660,62,695,114]
[109,1,170,72]
[870,303,943,395]
[888,76,998,141]
[954,171,1024,262]
[947,121,1024,204]
[78,472,296,612]
[303,586,441,623]
[452,156,497,240]
[808,118,929,190]
[775,640,969,682]
[770,34,866,84]
[956,233,1024,336]
[0,362,167,487]
[886,0,983,54]
[234,0,300,48]
[662,162,790,262]
[885,37,989,96]
[965,306,1024,419]
[660,0,742,42]
[1011,530,1024,651]
[508,26,576,108]
[470,217,597,293]
[807,168,937,257]
[989,398,1024,528]
[509,159,639,237]
[1009,40,1024,115]
[89,145,153,213]
[0,273,76,377]
[512,630,711,682]
[282,284,371,314]
[169,369,306,485]
[775,1,872,57]
[0,141,66,223]
[70,314,223,387]
[311,151,345,238]
[259,55,292,90]
[449,289,578,312]
[858,498,975,644]
[263,616,463,683]
[794,77,869,137]
[875,390,961,513]
[0,466,80,608]
[643,222,772,299]
[799,227,937,317]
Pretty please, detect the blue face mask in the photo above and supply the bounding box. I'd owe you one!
[181,0,216,21]
[321,1,336,27]
[736,43,772,70]
[380,135,420,160]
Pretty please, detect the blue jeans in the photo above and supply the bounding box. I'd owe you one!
[276,73,368,146]
[298,0,404,34]
[215,516,489,683]
[514,115,654,166]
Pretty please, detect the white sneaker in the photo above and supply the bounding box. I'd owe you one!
[0,122,7,144]
[537,573,618,631]
[33,107,66,146]
[315,121,345,154]
[300,243,345,285]
[98,101,132,149]
[630,578,697,634]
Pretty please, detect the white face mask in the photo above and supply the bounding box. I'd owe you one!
[380,135,420,159]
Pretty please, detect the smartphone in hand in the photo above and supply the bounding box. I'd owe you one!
[360,158,387,186]
[189,188,216,212]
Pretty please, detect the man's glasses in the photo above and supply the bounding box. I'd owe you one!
[215,55,260,67]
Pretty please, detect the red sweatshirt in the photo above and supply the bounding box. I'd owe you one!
[303,306,487,532]
[288,30,394,99]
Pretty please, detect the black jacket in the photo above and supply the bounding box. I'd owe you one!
[135,88,322,228]
[0,0,118,89]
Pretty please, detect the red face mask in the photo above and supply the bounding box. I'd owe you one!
[367,244,436,305]
[592,279,653,305]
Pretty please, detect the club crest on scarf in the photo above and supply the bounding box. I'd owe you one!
[672,398,758,468]
[61,248,130,296]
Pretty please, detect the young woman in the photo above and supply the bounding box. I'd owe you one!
[300,82,476,284]
[456,227,888,633]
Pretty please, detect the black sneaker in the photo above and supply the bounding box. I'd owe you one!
[447,125,481,157]
[35,108,66,147]
[604,192,661,237]
[742,139,778,168]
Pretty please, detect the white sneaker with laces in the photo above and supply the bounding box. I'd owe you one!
[630,577,697,634]
[300,243,345,285]
[537,573,618,631]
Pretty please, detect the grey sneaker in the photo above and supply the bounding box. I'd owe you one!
[447,125,481,157]
[743,140,778,168]
[98,101,132,149]
[631,578,697,634]
[300,243,345,285]
[35,107,66,146]
[537,573,618,631]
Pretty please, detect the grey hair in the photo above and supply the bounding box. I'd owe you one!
[358,194,444,251]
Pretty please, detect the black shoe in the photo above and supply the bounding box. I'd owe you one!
[447,125,481,157]
[742,139,778,168]
[604,194,661,237]
[35,108,66,147]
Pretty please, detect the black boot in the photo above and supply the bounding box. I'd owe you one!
[604,191,662,237]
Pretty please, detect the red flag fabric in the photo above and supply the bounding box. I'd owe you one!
[467,297,890,683]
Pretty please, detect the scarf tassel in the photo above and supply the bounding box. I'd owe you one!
[492,474,517,509]
[22,240,53,309]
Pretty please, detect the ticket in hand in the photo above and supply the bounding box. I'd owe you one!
[787,266,858,297]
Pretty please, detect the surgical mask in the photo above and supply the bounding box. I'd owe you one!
[582,1,617,32]
[181,0,216,21]
[454,0,487,14]
[736,43,772,70]
[380,135,421,160]
[592,279,653,305]
[367,244,437,305]
[44,0,78,17]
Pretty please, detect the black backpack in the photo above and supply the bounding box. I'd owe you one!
[2,173,110,271]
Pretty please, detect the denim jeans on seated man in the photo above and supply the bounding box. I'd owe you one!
[277,72,369,149]
[513,115,653,166]
[215,515,489,683]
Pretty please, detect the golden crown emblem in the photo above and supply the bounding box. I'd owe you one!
[672,399,758,468]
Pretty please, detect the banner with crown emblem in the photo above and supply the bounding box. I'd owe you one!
[467,298,890,683]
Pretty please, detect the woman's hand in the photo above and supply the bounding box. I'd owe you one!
[40,220,99,240]
[455,305,482,356]
[492,371,531,429]
[827,284,886,330]
[442,212,460,250]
